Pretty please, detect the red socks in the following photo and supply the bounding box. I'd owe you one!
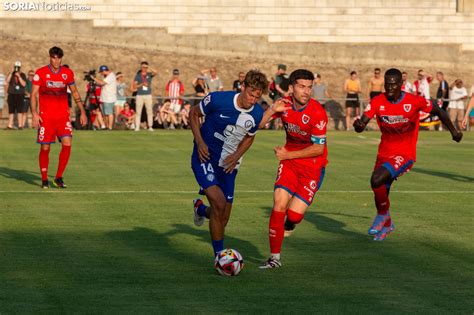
[373,185,392,226]
[269,210,285,255]
[56,145,71,179]
[287,209,304,224]
[39,147,50,181]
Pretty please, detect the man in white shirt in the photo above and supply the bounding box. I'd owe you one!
[448,79,468,131]
[94,65,117,130]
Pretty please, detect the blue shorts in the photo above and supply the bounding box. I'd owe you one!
[191,149,237,204]
[102,102,115,115]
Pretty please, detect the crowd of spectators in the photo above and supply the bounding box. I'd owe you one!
[1,61,473,131]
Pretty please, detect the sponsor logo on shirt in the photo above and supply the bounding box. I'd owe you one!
[316,120,326,130]
[46,81,66,88]
[380,105,385,111]
[380,115,409,124]
[285,122,307,136]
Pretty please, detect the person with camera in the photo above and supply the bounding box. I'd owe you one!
[92,65,117,130]
[132,61,157,131]
[5,61,27,129]
[31,46,87,189]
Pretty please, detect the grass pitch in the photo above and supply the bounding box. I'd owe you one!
[0,130,473,313]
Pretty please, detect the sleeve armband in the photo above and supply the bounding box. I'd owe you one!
[311,135,326,145]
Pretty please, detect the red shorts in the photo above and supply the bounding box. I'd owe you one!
[274,159,326,206]
[374,154,414,179]
[37,115,73,144]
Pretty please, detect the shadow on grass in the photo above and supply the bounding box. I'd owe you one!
[107,225,264,264]
[0,166,41,187]
[411,167,474,183]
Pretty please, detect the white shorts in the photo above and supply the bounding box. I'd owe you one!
[170,103,181,114]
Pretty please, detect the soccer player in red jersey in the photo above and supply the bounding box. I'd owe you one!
[30,46,87,189]
[258,69,328,269]
[353,68,462,241]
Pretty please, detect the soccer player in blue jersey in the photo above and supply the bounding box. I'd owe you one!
[190,70,269,257]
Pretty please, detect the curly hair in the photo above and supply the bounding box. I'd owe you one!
[243,70,269,94]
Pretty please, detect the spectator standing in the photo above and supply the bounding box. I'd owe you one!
[192,74,209,105]
[6,61,27,129]
[165,68,185,118]
[233,72,245,92]
[115,72,127,118]
[448,79,467,131]
[93,65,117,130]
[367,68,384,99]
[273,64,289,100]
[0,71,5,120]
[401,71,413,93]
[413,69,432,100]
[436,71,450,111]
[22,70,35,128]
[461,85,474,130]
[344,70,361,131]
[311,73,331,106]
[203,67,223,92]
[133,61,157,131]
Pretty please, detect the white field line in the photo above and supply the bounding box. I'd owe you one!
[0,190,471,194]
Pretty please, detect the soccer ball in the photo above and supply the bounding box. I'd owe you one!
[214,248,244,276]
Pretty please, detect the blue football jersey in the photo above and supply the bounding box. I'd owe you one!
[198,91,263,169]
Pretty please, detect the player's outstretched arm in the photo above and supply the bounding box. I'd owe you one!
[69,85,87,126]
[30,84,42,128]
[353,114,370,133]
[431,102,463,142]
[274,143,324,161]
[189,105,210,162]
[259,98,291,129]
[223,134,255,173]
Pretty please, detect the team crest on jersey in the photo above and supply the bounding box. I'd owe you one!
[302,114,310,124]
[380,105,385,111]
[206,174,215,182]
[244,120,253,129]
[62,73,67,80]
[309,180,317,190]
[203,95,211,106]
[46,74,50,78]
[403,104,412,112]
[316,120,326,130]
[33,74,40,81]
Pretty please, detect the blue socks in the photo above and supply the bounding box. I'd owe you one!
[197,202,208,217]
[212,239,224,256]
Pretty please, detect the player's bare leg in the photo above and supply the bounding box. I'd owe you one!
[284,198,309,237]
[369,166,395,240]
[260,188,292,269]
[203,185,227,255]
[39,143,51,188]
[53,136,72,189]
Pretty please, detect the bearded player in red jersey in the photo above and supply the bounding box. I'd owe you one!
[258,69,328,269]
[353,68,462,241]
[30,46,87,189]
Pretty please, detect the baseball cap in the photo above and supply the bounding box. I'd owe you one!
[173,69,180,75]
[278,64,287,70]
[99,65,109,72]
[14,61,21,67]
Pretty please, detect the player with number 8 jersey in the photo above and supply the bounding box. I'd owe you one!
[31,46,87,189]
[259,69,328,269]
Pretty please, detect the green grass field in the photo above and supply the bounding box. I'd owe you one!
[0,130,473,313]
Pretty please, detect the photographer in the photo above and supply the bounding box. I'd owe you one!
[5,61,27,129]
[92,65,117,130]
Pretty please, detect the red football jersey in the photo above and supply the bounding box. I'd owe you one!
[33,65,75,116]
[274,97,328,168]
[364,92,433,161]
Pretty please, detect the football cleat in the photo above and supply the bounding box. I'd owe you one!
[53,177,67,189]
[41,180,50,189]
[259,257,282,269]
[284,219,296,237]
[193,198,205,227]
[368,212,391,235]
[373,223,395,241]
